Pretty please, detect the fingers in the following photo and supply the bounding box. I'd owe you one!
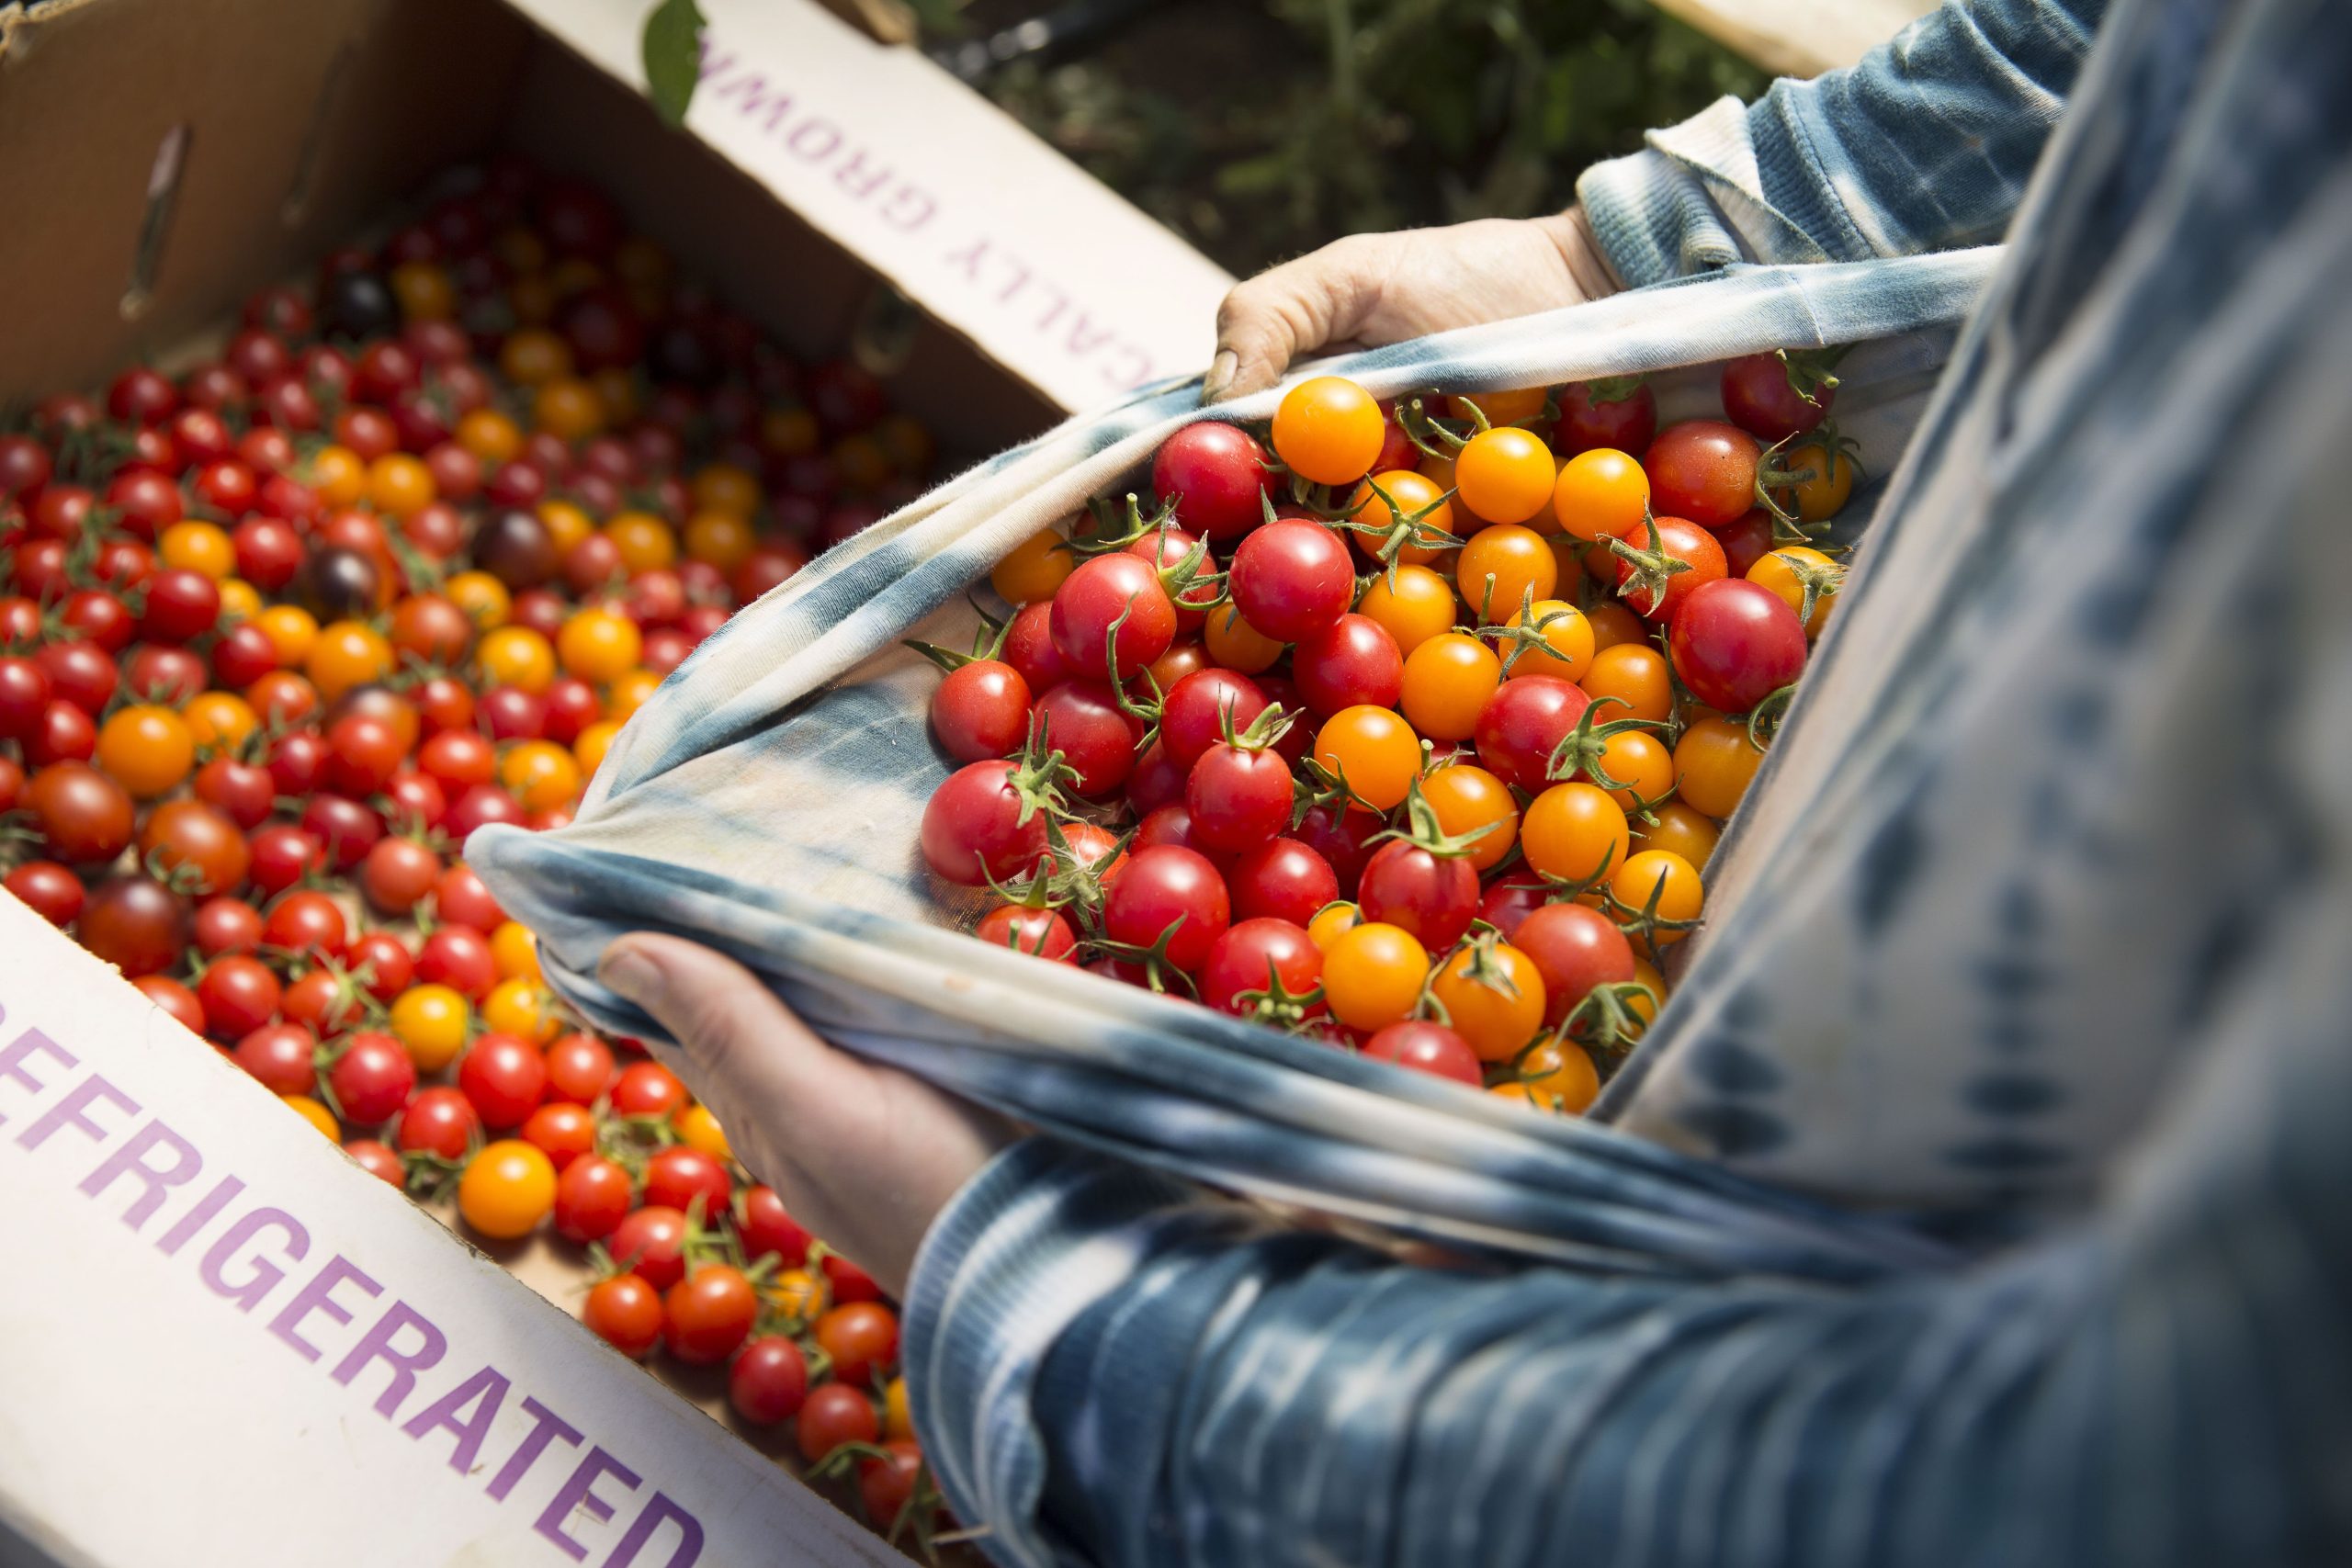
[1204,235,1383,404]
[598,932,838,1122]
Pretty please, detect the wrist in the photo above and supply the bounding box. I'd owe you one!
[1541,205,1626,301]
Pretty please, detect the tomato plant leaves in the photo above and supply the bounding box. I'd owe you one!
[641,0,707,130]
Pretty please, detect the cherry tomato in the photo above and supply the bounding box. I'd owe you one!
[1050,553,1175,682]
[1228,518,1354,644]
[1668,578,1808,714]
[973,904,1078,961]
[1634,800,1723,870]
[6,861,85,927]
[611,1060,687,1119]
[545,1032,617,1104]
[729,1337,810,1425]
[1198,917,1324,1019]
[1720,352,1834,442]
[989,527,1075,604]
[1430,942,1545,1062]
[920,759,1054,886]
[738,1185,814,1269]
[1746,545,1841,637]
[1612,515,1728,622]
[1357,839,1479,951]
[1353,564,1456,655]
[345,1138,407,1187]
[1363,1021,1482,1087]
[1320,922,1428,1032]
[324,1031,417,1125]
[1152,425,1278,541]
[1159,669,1271,770]
[1399,633,1501,743]
[455,1032,548,1130]
[1472,675,1589,792]
[1313,705,1421,811]
[138,799,250,897]
[390,983,471,1072]
[435,863,506,931]
[1453,426,1555,525]
[816,1301,901,1387]
[1582,642,1674,726]
[554,1154,634,1243]
[1672,716,1765,819]
[1348,470,1455,567]
[1419,762,1520,872]
[191,895,266,957]
[1272,377,1383,486]
[1291,614,1403,716]
[643,1145,731,1219]
[1032,680,1141,798]
[583,1273,663,1359]
[1227,838,1340,928]
[1101,845,1230,972]
[1521,782,1631,885]
[931,660,1032,764]
[1645,421,1759,530]
[234,1021,320,1097]
[662,1264,758,1364]
[1201,603,1285,674]
[610,1204,691,1291]
[797,1382,881,1464]
[1511,903,1637,1026]
[1185,740,1295,854]
[1610,850,1704,946]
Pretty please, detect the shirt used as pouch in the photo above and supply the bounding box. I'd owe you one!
[901,2,2352,1564]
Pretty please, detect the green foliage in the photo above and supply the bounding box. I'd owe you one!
[642,0,708,130]
[977,0,1765,277]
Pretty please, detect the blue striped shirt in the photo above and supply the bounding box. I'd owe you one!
[899,2,2352,1562]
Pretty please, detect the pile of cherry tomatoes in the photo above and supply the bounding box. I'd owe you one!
[0,158,940,1545]
[922,355,1853,1106]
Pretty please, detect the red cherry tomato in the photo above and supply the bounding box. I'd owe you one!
[1667,578,1809,715]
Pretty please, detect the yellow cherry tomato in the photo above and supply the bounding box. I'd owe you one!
[368,453,435,517]
[883,1378,916,1442]
[1398,632,1500,743]
[1590,728,1676,812]
[673,1103,731,1161]
[1672,716,1765,818]
[458,1140,558,1240]
[537,501,594,556]
[605,669,662,722]
[477,626,556,695]
[1747,545,1842,638]
[1203,604,1284,674]
[1453,426,1555,525]
[445,570,513,630]
[390,984,471,1072]
[1430,941,1546,1063]
[305,621,393,702]
[690,462,762,519]
[499,739,582,813]
[183,691,259,753]
[490,920,543,981]
[458,408,524,464]
[1633,800,1722,870]
[1581,642,1674,727]
[766,1269,827,1325]
[1306,901,1362,952]
[159,520,235,581]
[989,528,1076,605]
[1552,448,1650,542]
[1521,782,1630,885]
[605,512,677,575]
[1610,850,1704,946]
[1505,598,1593,682]
[483,977,560,1044]
[1354,564,1457,655]
[309,446,368,508]
[1321,922,1430,1032]
[254,604,318,668]
[499,328,572,387]
[1421,763,1520,872]
[573,719,622,777]
[1449,386,1549,426]
[1776,446,1855,521]
[96,705,195,798]
[533,377,605,441]
[1517,1039,1600,1112]
[283,1094,342,1140]
[1455,525,1558,623]
[1272,376,1384,487]
[217,578,263,626]
[683,510,755,571]
[556,607,643,682]
[1347,470,1455,567]
[1314,705,1422,811]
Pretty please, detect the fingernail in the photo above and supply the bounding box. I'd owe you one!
[1200,348,1238,404]
[599,940,663,1007]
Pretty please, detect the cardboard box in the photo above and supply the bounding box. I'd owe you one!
[0,0,1228,1562]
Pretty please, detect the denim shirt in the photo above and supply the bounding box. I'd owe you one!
[900,2,2352,1563]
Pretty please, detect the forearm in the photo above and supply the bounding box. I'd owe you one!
[904,955,2352,1568]
[1580,0,2106,286]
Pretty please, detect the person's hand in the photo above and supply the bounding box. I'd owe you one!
[599,932,1014,1297]
[1200,208,1623,404]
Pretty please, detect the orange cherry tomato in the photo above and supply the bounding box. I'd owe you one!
[990,528,1075,604]
[1520,782,1630,885]
[1314,705,1422,811]
[499,328,573,387]
[1306,901,1362,952]
[444,570,513,630]
[96,705,195,798]
[1272,376,1384,486]
[1590,728,1675,811]
[1398,632,1499,743]
[533,377,605,441]
[1348,471,1455,567]
[1610,850,1703,946]
[684,510,756,571]
[1503,598,1593,682]
[1420,762,1519,872]
[1583,600,1647,653]
[458,1140,557,1239]
[1672,716,1764,818]
[368,454,436,517]
[305,621,394,701]
[1455,525,1557,624]
[690,463,762,519]
[1321,922,1429,1032]
[160,520,236,580]
[477,626,557,694]
[1517,1039,1600,1111]
[1552,448,1650,542]
[1453,426,1555,525]
[458,409,524,464]
[1448,386,1549,426]
[1203,604,1285,674]
[499,739,582,813]
[1430,942,1546,1062]
[1633,800,1722,869]
[1580,642,1674,726]
[556,608,643,682]
[605,512,677,574]
[1354,564,1457,655]
[1747,545,1841,637]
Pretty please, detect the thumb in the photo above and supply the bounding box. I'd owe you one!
[1203,236,1382,404]
[598,932,834,1110]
